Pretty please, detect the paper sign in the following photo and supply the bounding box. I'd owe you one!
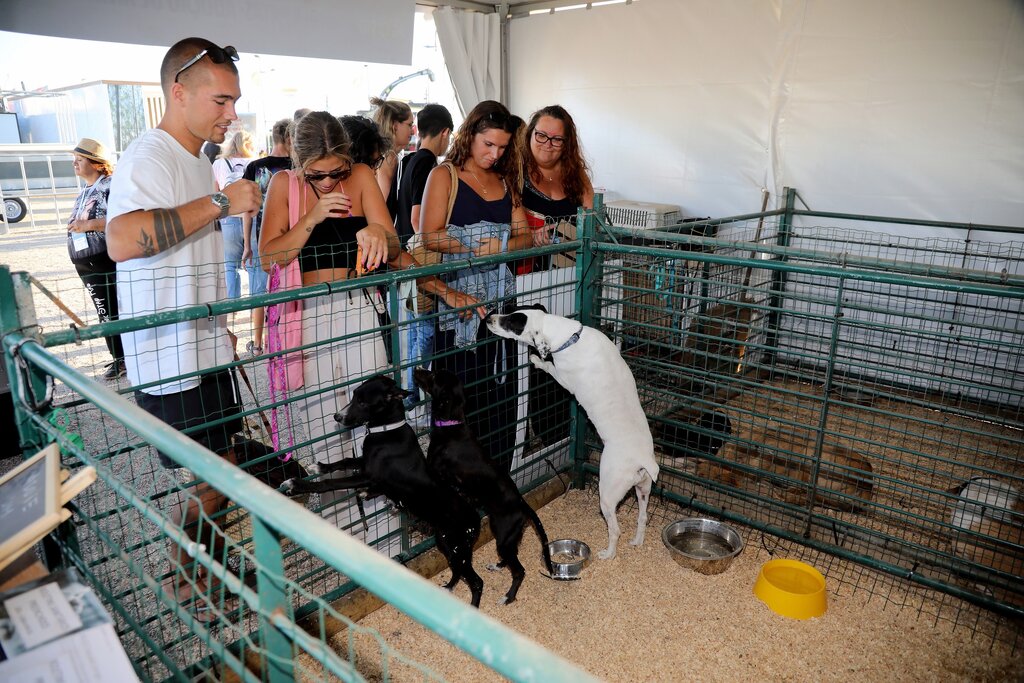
[0,623,139,682]
[3,582,83,649]
[71,231,90,252]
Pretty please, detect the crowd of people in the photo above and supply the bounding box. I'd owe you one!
[71,36,595,616]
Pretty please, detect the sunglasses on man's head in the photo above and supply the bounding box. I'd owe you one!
[174,44,239,83]
[304,167,352,183]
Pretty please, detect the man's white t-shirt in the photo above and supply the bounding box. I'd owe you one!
[108,128,233,396]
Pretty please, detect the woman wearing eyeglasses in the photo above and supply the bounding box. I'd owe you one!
[369,97,415,220]
[259,111,481,522]
[521,105,594,270]
[418,99,532,471]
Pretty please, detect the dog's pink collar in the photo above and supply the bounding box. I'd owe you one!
[433,419,462,427]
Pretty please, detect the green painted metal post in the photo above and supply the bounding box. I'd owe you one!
[571,199,601,488]
[763,187,796,367]
[250,515,296,683]
[0,266,48,452]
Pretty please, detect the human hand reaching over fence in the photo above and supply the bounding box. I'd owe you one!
[441,288,487,320]
[356,223,392,271]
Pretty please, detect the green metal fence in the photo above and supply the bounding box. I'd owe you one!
[1,218,597,681]
[4,187,1022,677]
[585,189,1023,648]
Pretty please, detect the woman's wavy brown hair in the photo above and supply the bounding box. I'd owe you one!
[289,111,352,172]
[523,105,589,205]
[446,100,524,206]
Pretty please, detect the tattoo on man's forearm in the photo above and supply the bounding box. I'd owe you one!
[152,209,186,251]
[137,230,156,257]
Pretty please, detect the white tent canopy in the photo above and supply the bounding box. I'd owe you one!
[3,0,1022,225]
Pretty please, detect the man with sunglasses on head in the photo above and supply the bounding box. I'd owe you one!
[106,37,262,621]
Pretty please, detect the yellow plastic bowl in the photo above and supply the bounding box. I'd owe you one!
[753,559,828,620]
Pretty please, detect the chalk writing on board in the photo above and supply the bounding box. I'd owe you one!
[0,459,46,544]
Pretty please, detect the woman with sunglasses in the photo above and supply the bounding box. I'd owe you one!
[369,97,415,220]
[418,99,532,471]
[259,111,481,524]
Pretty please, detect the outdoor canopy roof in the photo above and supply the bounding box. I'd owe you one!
[0,0,417,65]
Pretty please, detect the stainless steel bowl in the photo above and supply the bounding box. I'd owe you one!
[547,539,592,580]
[662,518,744,575]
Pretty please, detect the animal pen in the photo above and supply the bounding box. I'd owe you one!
[1,188,1021,681]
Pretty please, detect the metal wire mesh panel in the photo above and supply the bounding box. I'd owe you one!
[592,213,1023,650]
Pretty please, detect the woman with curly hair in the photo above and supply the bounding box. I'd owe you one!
[418,99,532,471]
[521,105,593,267]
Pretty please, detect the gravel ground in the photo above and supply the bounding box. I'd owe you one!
[346,488,1024,682]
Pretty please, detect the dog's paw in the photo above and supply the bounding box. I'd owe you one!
[280,478,297,495]
[307,461,324,475]
[486,562,502,573]
[629,534,646,547]
[597,547,616,560]
[497,595,515,606]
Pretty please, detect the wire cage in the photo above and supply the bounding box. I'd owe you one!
[592,194,1024,650]
[2,190,1022,679]
[0,228,589,681]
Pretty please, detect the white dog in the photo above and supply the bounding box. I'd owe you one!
[486,305,659,559]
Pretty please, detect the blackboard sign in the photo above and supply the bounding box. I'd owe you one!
[0,445,63,570]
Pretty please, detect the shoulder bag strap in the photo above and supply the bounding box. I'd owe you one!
[443,161,458,226]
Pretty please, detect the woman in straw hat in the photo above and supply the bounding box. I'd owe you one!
[68,138,125,380]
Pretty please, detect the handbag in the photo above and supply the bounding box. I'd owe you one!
[67,229,108,263]
[406,161,459,314]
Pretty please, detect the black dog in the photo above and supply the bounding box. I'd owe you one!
[281,375,485,607]
[414,368,554,605]
[656,410,732,459]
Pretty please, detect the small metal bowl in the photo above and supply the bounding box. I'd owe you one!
[547,539,592,580]
[662,518,744,575]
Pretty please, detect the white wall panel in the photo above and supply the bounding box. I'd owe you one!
[509,0,1024,226]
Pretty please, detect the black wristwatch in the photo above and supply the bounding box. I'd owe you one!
[210,192,230,219]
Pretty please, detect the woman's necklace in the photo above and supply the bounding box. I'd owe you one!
[467,166,490,196]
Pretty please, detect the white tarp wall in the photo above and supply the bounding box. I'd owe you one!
[508,0,1024,226]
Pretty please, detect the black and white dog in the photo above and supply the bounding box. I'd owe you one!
[281,375,485,607]
[486,305,659,560]
[414,368,554,604]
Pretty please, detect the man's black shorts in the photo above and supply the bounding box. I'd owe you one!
[135,369,243,468]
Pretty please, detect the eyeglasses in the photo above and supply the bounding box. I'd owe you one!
[174,44,239,83]
[304,166,352,183]
[534,130,566,148]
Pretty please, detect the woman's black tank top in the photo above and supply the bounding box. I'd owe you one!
[448,179,512,227]
[299,215,368,273]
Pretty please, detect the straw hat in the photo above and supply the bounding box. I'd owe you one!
[73,138,113,165]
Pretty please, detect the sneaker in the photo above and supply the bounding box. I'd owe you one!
[102,359,126,381]
[245,341,263,357]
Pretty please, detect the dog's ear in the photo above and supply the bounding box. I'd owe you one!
[413,367,433,394]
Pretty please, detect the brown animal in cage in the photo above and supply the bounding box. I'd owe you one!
[747,430,875,513]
